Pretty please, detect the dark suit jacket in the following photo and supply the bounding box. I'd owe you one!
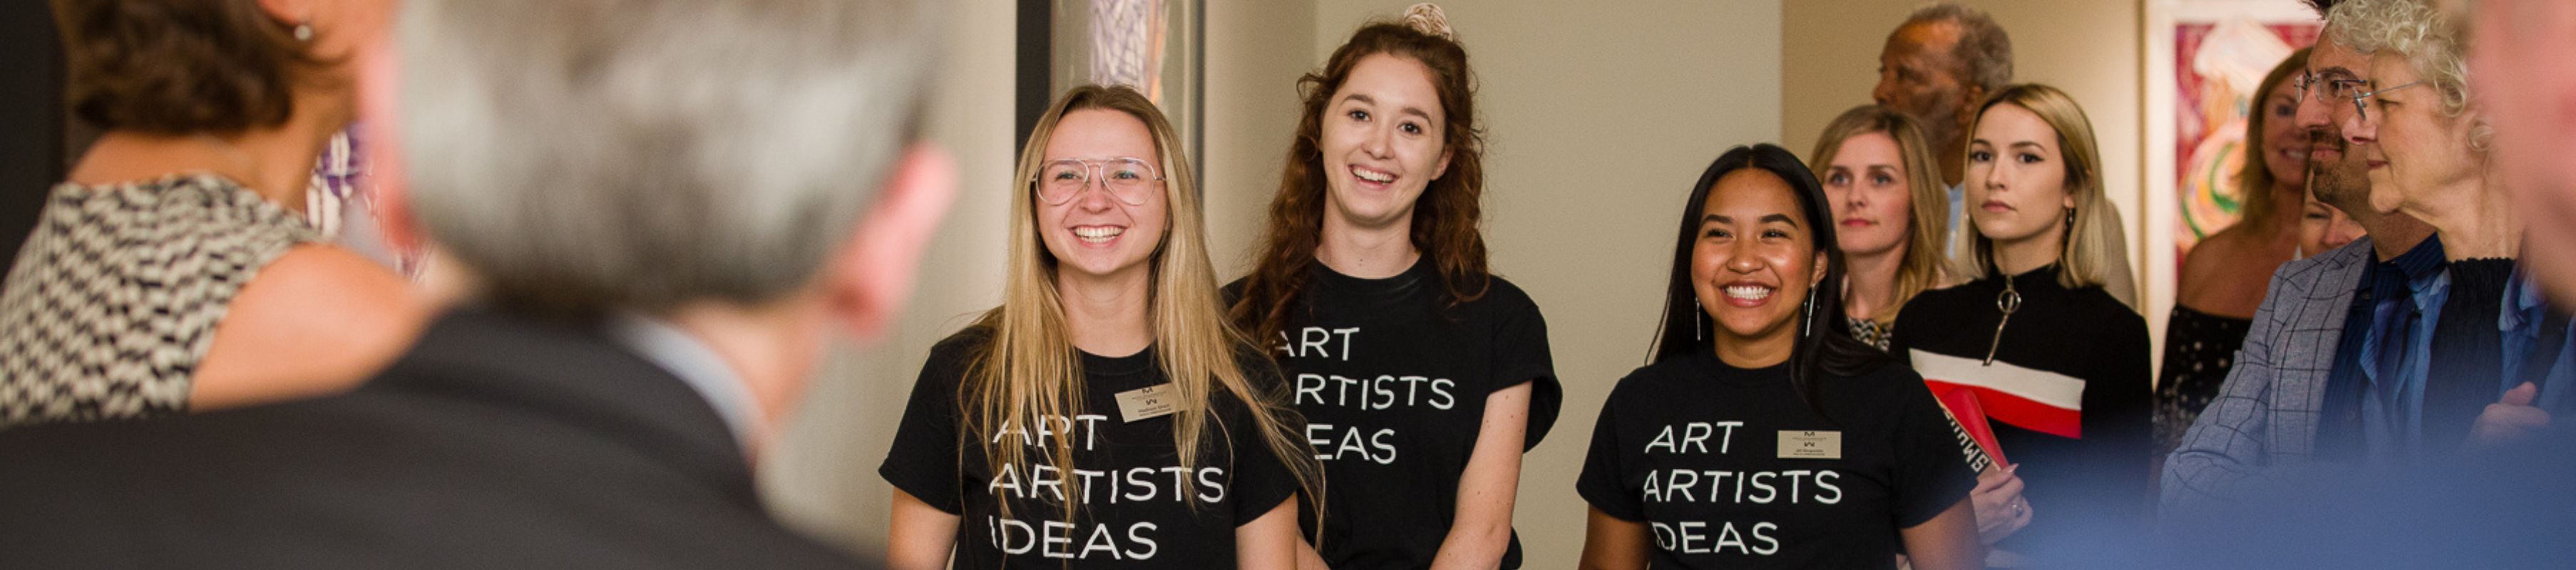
[0,309,872,569]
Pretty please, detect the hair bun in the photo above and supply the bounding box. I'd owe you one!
[1400,3,1455,40]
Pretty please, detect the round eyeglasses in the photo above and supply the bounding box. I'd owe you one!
[2296,71,2422,123]
[1033,157,1161,206]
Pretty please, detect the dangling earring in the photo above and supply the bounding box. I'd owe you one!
[1801,289,1818,338]
[1693,299,1705,342]
[293,19,314,42]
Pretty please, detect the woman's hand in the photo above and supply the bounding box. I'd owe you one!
[1969,463,2031,544]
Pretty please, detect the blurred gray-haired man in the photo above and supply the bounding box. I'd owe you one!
[0,1,955,566]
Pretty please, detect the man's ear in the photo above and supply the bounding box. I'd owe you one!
[823,144,960,346]
[1956,83,1989,130]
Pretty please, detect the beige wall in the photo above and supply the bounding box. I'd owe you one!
[1782,0,2147,295]
[1204,1,1321,274]
[1302,1,1784,567]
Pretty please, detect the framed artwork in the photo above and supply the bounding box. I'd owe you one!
[1017,0,1206,188]
[2141,0,2321,370]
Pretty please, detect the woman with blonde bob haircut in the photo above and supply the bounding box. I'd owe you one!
[1889,83,2153,559]
[1955,86,2127,291]
[881,85,1320,569]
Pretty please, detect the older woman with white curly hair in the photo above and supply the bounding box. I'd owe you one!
[2324,0,2557,452]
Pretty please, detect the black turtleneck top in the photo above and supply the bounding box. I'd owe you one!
[1887,264,2152,556]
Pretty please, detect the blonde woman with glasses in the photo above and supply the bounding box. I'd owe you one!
[881,85,1320,569]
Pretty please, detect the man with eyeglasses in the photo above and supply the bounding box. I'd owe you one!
[2161,0,2441,517]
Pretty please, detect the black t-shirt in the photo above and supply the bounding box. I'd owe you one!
[879,328,1301,569]
[1223,259,1563,569]
[1576,350,1978,569]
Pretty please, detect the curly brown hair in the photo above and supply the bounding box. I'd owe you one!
[53,0,323,134]
[1227,21,1490,344]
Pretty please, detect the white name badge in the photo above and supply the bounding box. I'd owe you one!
[1779,430,1843,460]
[1114,384,1179,423]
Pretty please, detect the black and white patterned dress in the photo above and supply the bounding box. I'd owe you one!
[0,174,317,429]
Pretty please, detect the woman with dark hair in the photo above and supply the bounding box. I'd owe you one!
[1575,144,1983,569]
[0,0,424,429]
[1222,4,1561,569]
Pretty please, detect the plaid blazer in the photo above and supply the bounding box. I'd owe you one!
[2160,237,2375,516]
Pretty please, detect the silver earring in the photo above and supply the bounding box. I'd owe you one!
[1693,300,1705,342]
[1801,289,1818,338]
[293,20,314,42]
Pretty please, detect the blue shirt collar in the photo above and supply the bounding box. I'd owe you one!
[2503,266,2554,331]
[2388,234,2447,281]
[603,313,760,449]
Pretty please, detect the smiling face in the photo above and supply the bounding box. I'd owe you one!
[2299,192,2366,256]
[1036,108,1169,284]
[2257,73,2311,191]
[2302,41,2375,214]
[2351,52,2482,217]
[1965,103,2075,247]
[1318,53,1453,232]
[1820,132,1915,258]
[1693,169,1828,348]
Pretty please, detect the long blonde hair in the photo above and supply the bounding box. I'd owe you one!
[968,85,1321,522]
[1808,105,1954,323]
[1961,83,2120,290]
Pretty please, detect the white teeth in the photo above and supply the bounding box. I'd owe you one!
[1353,167,1394,183]
[1724,285,1772,301]
[1074,227,1122,243]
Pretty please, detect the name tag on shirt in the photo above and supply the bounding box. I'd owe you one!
[1779,430,1842,460]
[1114,384,1179,423]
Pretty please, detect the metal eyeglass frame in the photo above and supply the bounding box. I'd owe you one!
[1031,157,1162,206]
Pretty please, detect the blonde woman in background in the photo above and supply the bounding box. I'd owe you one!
[1889,83,2153,563]
[1807,105,1959,351]
[2157,50,2314,467]
[881,85,1319,569]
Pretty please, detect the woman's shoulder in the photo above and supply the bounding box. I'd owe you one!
[922,322,999,374]
[1894,280,1986,328]
[2175,227,2291,314]
[189,245,430,408]
[2060,284,2150,327]
[1603,354,1702,401]
[26,175,319,287]
[82,174,317,248]
[1821,359,1927,400]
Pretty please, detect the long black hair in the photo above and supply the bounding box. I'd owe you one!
[1649,144,1903,423]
